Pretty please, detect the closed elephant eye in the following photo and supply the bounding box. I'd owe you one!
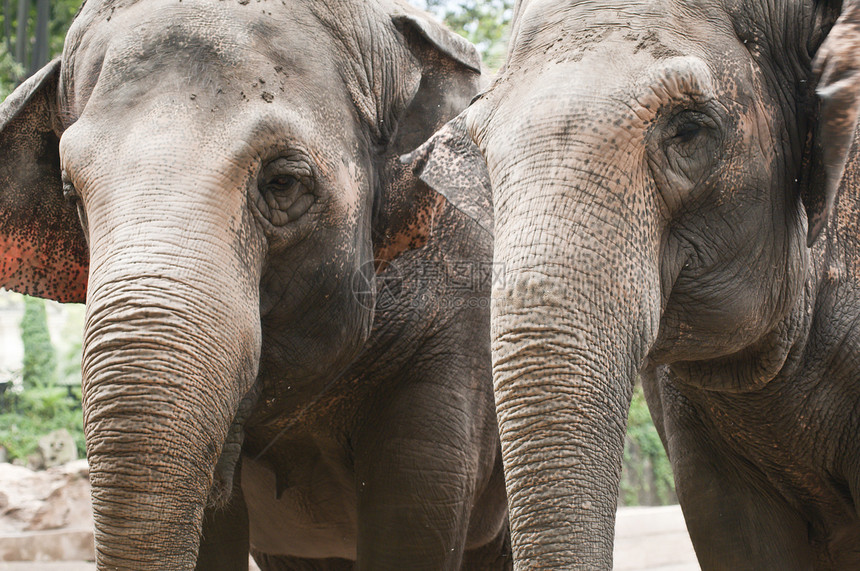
[257,157,315,226]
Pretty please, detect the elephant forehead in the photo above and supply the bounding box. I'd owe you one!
[485,57,717,145]
[63,0,340,116]
[510,0,730,56]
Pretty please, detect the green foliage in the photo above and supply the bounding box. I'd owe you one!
[0,293,84,463]
[0,0,82,93]
[620,385,676,505]
[57,302,84,385]
[0,43,23,99]
[48,0,81,57]
[414,0,514,71]
[20,296,56,388]
[0,384,84,461]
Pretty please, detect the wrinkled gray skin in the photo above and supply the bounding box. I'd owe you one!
[418,0,860,568]
[0,0,510,569]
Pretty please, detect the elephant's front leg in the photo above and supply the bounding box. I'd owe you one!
[659,384,813,570]
[351,372,506,571]
[195,463,250,571]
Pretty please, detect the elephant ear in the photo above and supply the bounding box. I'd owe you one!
[401,114,493,236]
[389,7,482,154]
[804,0,860,246]
[372,7,488,264]
[0,58,88,302]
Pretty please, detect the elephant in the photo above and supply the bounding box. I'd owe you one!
[414,0,860,568]
[0,0,510,569]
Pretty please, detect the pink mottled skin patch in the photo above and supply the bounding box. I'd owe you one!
[0,235,88,302]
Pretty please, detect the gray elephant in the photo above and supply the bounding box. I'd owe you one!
[0,0,509,569]
[415,0,860,568]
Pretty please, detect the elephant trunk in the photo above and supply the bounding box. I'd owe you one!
[484,93,662,569]
[83,286,258,568]
[79,165,263,569]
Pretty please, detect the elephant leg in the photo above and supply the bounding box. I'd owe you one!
[677,464,812,569]
[641,366,670,454]
[351,374,494,570]
[660,384,814,570]
[461,522,512,571]
[196,465,250,571]
[250,550,353,571]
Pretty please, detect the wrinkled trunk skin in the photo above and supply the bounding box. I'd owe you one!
[84,283,258,568]
[78,145,263,569]
[479,87,663,568]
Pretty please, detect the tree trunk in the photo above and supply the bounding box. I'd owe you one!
[14,0,29,74]
[30,0,48,74]
[3,0,13,55]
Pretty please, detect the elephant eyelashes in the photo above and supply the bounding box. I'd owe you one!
[61,170,78,202]
[61,171,89,235]
[660,109,721,173]
[666,110,715,146]
[647,108,723,201]
[257,157,315,226]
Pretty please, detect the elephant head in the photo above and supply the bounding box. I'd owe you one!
[0,0,482,567]
[413,0,860,567]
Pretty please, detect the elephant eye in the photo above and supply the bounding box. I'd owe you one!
[61,170,89,238]
[673,121,702,143]
[268,175,299,191]
[667,109,712,142]
[62,181,78,202]
[257,157,315,226]
[61,170,80,203]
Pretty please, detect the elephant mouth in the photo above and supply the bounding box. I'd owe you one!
[208,382,261,508]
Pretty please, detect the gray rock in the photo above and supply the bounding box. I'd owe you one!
[25,454,43,472]
[36,429,77,469]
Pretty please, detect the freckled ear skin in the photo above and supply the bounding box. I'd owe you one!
[401,114,493,236]
[0,58,88,302]
[372,10,488,264]
[805,0,860,246]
